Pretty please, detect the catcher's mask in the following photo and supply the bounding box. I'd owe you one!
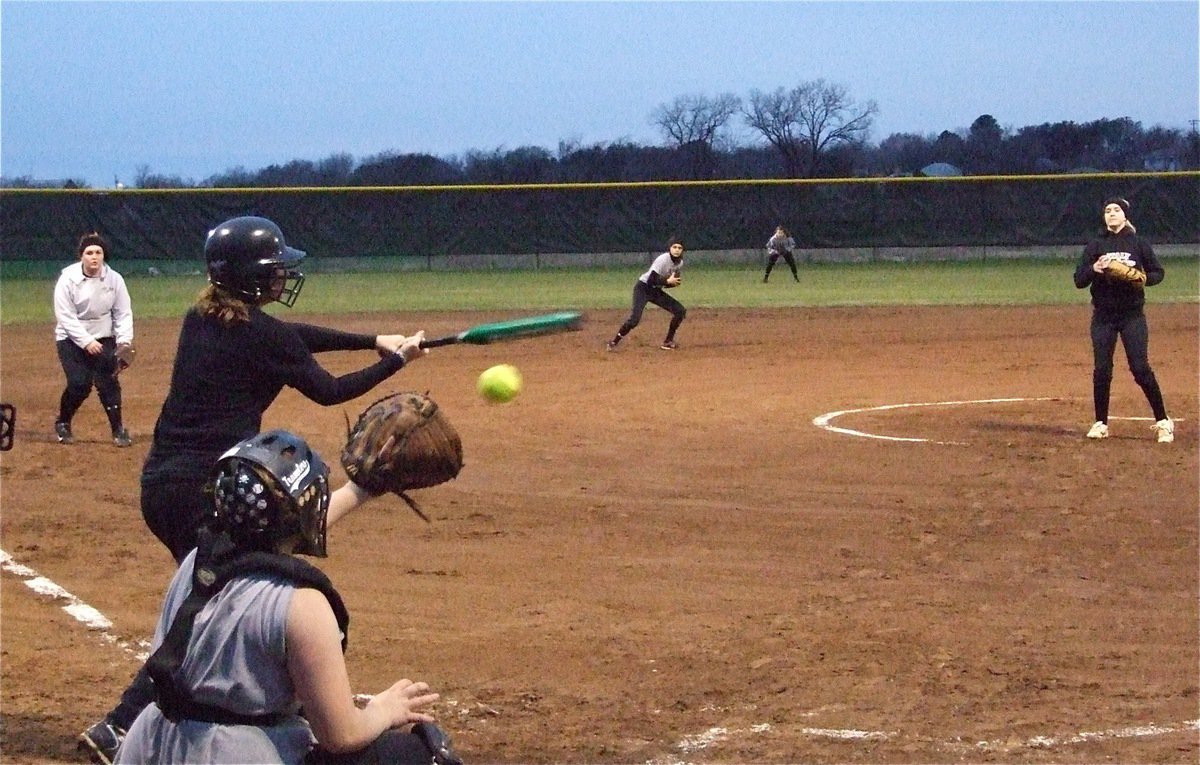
[205,216,306,307]
[209,430,331,557]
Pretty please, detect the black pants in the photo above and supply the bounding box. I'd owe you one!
[307,726,448,764]
[141,476,210,564]
[56,337,123,432]
[764,250,799,281]
[615,281,686,343]
[1090,310,1168,423]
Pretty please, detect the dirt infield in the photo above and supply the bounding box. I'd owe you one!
[2,304,1197,764]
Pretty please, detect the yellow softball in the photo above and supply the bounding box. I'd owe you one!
[477,364,523,404]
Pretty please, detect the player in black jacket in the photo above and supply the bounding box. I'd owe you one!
[80,216,429,763]
[1073,197,1173,443]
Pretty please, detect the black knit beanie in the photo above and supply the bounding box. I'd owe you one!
[1104,197,1130,217]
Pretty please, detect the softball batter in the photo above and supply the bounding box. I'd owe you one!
[80,216,428,763]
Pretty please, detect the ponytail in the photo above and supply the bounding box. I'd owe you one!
[195,284,252,325]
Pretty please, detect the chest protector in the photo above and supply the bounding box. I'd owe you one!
[145,530,350,726]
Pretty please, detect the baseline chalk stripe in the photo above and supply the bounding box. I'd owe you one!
[968,718,1200,753]
[799,726,891,741]
[657,717,1198,762]
[648,722,890,764]
[677,723,775,753]
[0,548,150,661]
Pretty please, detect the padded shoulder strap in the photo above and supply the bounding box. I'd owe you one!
[146,531,349,725]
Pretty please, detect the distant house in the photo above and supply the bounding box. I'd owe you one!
[1143,150,1180,172]
[918,162,962,177]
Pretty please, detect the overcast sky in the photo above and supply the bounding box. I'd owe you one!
[2,0,1197,186]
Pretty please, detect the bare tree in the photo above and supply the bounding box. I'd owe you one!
[651,93,742,178]
[745,80,877,177]
[743,87,806,176]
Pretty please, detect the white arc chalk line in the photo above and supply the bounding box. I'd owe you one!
[813,397,1185,445]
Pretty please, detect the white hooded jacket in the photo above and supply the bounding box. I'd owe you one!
[53,262,134,346]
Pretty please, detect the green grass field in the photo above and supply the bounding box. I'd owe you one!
[2,259,1196,325]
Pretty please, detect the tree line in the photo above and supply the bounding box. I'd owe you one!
[5,80,1197,189]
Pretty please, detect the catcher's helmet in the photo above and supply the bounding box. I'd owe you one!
[209,430,331,557]
[204,216,307,307]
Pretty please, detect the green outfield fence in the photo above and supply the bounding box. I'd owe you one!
[1,172,1196,268]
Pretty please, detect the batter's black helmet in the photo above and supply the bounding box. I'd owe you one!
[204,216,307,307]
[209,430,331,557]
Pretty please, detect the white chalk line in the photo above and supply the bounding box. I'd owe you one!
[813,397,1056,445]
[0,548,151,661]
[6,544,1196,759]
[678,392,1195,757]
[813,396,1183,445]
[969,718,1200,752]
[655,718,1199,762]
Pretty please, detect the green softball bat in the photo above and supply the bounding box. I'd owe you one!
[419,311,584,348]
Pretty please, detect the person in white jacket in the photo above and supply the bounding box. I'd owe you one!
[53,232,134,447]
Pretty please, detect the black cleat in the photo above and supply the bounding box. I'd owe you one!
[55,421,74,444]
[78,720,125,765]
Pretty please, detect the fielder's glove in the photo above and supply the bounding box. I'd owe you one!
[113,343,136,378]
[0,403,15,452]
[1102,259,1147,286]
[341,392,464,521]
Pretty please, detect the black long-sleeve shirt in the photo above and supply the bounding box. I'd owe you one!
[1073,227,1164,317]
[142,308,404,482]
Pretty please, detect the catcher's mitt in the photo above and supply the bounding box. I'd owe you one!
[1102,259,1147,286]
[113,343,136,378]
[342,392,463,521]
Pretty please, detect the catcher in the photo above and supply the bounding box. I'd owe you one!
[87,393,463,764]
[115,428,463,765]
[1073,196,1173,443]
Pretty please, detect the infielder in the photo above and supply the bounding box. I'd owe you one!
[607,238,687,351]
[53,232,134,447]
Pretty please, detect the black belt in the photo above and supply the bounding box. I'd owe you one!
[159,699,289,727]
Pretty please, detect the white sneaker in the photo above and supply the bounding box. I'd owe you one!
[1086,421,1109,439]
[1153,418,1174,443]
